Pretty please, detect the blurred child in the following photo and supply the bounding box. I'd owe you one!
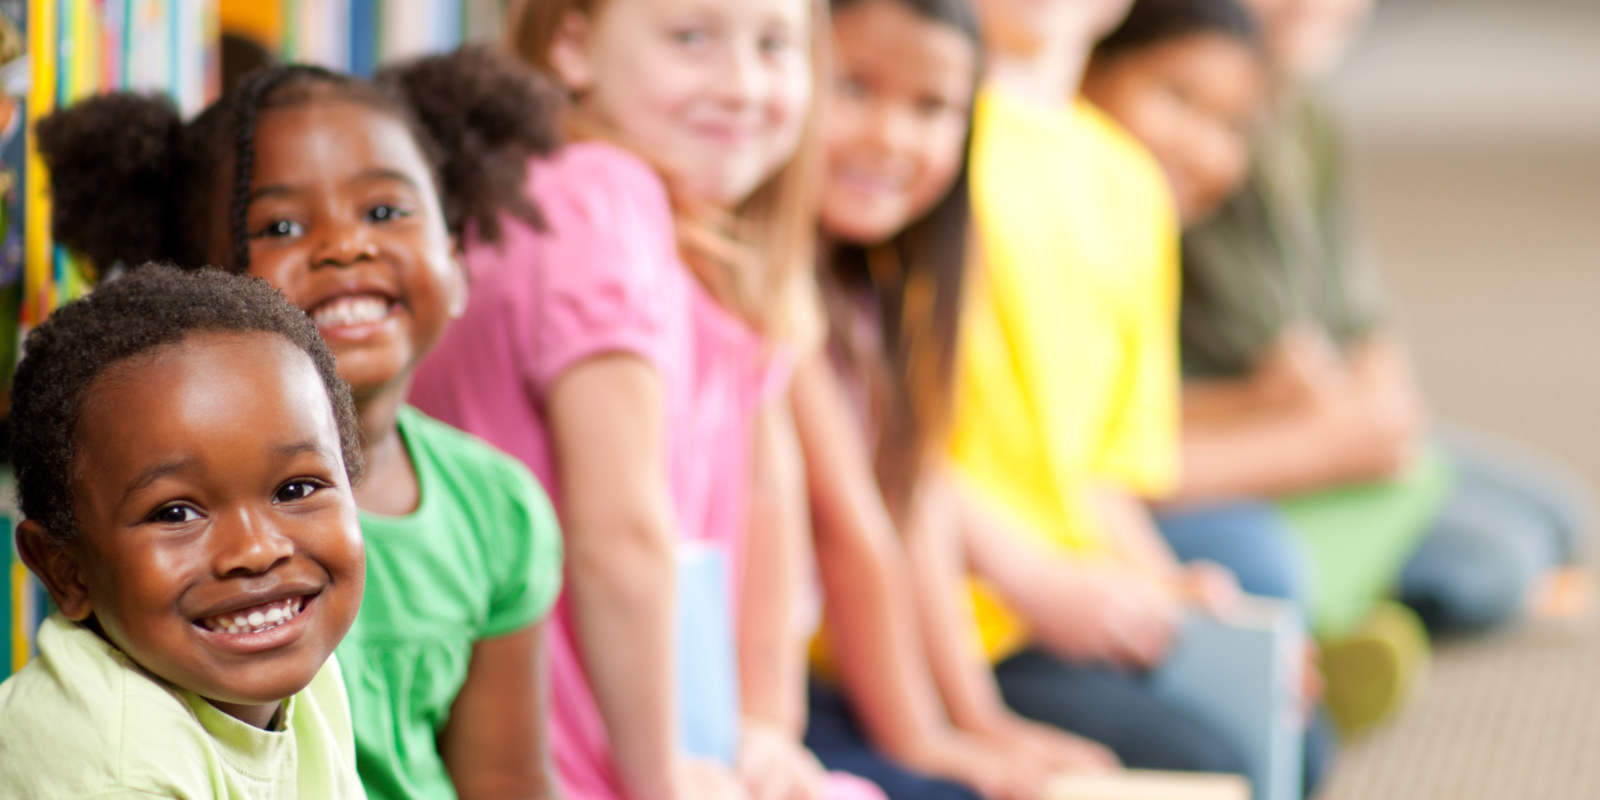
[1081,0,1331,622]
[38,48,567,800]
[411,3,882,800]
[802,2,1122,798]
[1172,0,1592,638]
[0,266,367,797]
[942,0,1331,784]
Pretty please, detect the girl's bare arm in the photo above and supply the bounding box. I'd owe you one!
[441,623,559,800]
[547,355,688,800]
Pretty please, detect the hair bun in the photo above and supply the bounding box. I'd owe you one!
[37,92,183,273]
[377,44,563,243]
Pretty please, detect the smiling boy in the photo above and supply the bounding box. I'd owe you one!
[0,266,368,799]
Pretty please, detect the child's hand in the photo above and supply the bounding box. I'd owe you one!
[976,713,1120,776]
[908,730,1059,800]
[1174,561,1243,615]
[736,720,826,800]
[1032,565,1181,669]
[1252,326,1347,408]
[1304,379,1419,483]
[677,756,751,800]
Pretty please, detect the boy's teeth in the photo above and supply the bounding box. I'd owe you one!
[312,295,391,328]
[202,596,305,635]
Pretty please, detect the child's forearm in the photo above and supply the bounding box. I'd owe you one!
[441,625,559,800]
[1182,377,1279,424]
[739,400,810,736]
[567,508,680,800]
[549,357,684,800]
[791,354,951,761]
[902,480,1013,734]
[1089,484,1182,581]
[1173,408,1353,502]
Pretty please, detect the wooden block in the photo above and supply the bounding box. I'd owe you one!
[1044,770,1250,800]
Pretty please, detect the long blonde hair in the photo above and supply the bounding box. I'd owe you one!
[507,0,826,340]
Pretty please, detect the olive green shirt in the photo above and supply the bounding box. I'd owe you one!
[1180,91,1386,379]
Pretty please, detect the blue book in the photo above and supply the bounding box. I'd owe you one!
[1150,597,1305,800]
[674,542,741,765]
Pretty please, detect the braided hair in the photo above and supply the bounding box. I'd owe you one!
[38,45,562,276]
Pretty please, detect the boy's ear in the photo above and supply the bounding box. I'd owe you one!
[15,520,94,621]
[548,10,595,93]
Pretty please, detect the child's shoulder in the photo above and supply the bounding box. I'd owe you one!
[530,139,673,223]
[0,616,216,795]
[399,405,551,512]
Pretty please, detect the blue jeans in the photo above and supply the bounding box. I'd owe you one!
[1157,502,1315,616]
[1400,429,1593,633]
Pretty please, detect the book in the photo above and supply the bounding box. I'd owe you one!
[1149,597,1305,800]
[674,541,741,765]
[1045,770,1249,800]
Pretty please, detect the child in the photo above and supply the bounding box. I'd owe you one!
[413,2,847,799]
[0,265,367,798]
[803,1,1122,798]
[414,1,1020,799]
[38,48,567,800]
[1173,0,1591,639]
[942,0,1333,786]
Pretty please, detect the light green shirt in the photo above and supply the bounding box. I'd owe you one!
[0,613,366,799]
[339,406,563,800]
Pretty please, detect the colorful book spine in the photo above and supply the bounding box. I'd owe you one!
[349,0,378,75]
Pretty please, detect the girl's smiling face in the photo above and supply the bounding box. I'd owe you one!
[241,99,464,401]
[821,0,976,245]
[549,0,814,206]
[62,332,364,727]
[1085,33,1266,226]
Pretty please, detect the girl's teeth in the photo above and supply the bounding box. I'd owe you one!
[313,295,391,328]
[204,597,304,635]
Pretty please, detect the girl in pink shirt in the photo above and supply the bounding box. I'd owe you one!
[412,2,876,800]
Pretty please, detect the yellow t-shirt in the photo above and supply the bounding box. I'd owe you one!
[950,89,1182,662]
[0,614,367,799]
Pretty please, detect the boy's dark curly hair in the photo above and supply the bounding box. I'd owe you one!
[37,44,562,275]
[10,265,365,546]
[1094,0,1262,61]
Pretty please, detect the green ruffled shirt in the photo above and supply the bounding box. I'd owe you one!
[0,614,366,799]
[339,406,563,800]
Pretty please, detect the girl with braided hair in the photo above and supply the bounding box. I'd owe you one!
[39,46,567,800]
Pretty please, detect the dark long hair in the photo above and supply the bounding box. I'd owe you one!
[824,0,981,516]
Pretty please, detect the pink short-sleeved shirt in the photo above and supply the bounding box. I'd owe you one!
[410,141,770,799]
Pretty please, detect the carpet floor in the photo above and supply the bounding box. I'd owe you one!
[1315,0,1600,796]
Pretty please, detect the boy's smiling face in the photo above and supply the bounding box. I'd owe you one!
[242,99,463,401]
[58,331,364,727]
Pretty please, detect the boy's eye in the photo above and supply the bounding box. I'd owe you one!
[151,504,202,525]
[274,480,323,504]
[835,76,869,100]
[366,204,409,223]
[257,219,304,239]
[915,96,951,118]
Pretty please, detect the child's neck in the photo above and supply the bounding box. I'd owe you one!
[352,384,420,517]
[983,31,1096,110]
[209,697,284,730]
